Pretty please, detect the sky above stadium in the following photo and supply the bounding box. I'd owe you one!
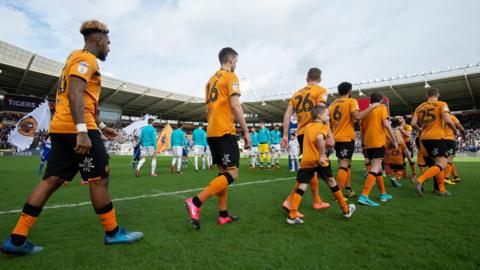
[1,0,479,100]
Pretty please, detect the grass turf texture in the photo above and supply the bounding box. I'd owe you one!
[0,156,479,269]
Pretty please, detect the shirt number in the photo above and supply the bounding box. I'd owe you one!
[206,80,218,104]
[294,93,313,113]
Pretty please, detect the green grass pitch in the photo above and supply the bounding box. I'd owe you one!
[0,156,479,269]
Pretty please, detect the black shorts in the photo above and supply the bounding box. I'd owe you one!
[390,164,404,170]
[207,135,240,168]
[421,139,447,158]
[366,146,386,160]
[297,164,333,183]
[335,140,355,160]
[44,130,109,182]
[445,140,456,156]
[297,134,304,155]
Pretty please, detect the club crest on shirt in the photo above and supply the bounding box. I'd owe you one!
[77,62,90,74]
[232,83,239,91]
[18,116,38,137]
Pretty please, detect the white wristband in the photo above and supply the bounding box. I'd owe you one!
[98,122,107,130]
[76,123,88,133]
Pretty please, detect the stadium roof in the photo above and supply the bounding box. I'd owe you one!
[1,40,480,123]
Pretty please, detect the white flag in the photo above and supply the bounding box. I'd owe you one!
[8,100,51,151]
[122,114,156,136]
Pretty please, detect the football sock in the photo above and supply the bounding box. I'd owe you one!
[376,174,386,194]
[95,202,119,237]
[197,174,234,204]
[287,182,300,202]
[336,167,348,188]
[289,189,304,219]
[346,168,352,188]
[436,172,446,193]
[171,157,176,167]
[217,188,228,212]
[332,186,348,214]
[11,203,42,246]
[137,158,145,169]
[452,163,458,177]
[418,165,441,183]
[361,172,377,197]
[194,156,199,170]
[151,159,157,174]
[310,175,322,204]
[444,162,453,178]
[202,157,206,169]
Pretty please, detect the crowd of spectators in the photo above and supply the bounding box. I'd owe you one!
[1,110,480,153]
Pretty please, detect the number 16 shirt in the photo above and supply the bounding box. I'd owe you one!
[205,69,240,138]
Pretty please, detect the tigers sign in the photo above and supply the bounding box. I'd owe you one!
[3,94,44,113]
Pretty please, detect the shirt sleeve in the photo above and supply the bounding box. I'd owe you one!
[440,101,450,114]
[380,106,388,121]
[317,88,328,104]
[228,73,241,97]
[351,99,359,112]
[68,53,97,83]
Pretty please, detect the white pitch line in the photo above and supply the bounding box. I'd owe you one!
[0,168,366,216]
[0,176,295,216]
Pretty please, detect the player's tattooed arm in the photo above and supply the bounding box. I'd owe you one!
[68,76,87,126]
[442,112,457,134]
[281,104,294,147]
[68,76,91,154]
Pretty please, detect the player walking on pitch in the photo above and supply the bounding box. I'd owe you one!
[184,47,251,230]
[411,87,457,196]
[1,20,143,255]
[270,125,282,168]
[192,123,208,171]
[135,118,158,177]
[328,82,380,198]
[286,105,355,224]
[281,68,331,213]
[358,93,397,206]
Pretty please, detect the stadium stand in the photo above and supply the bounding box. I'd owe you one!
[1,40,480,152]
